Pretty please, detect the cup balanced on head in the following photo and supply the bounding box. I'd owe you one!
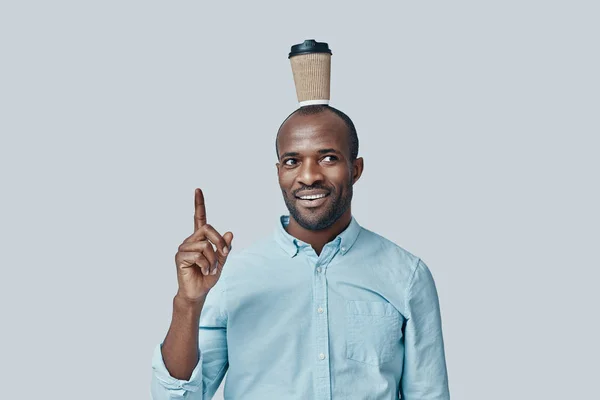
[174,188,234,302]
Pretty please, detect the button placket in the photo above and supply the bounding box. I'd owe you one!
[312,246,333,400]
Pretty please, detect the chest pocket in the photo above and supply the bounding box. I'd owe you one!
[346,300,402,366]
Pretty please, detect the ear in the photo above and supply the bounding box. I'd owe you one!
[351,157,364,185]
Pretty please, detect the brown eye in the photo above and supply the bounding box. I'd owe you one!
[284,159,297,166]
[323,155,338,162]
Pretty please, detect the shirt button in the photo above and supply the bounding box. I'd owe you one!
[341,246,346,252]
[317,307,324,314]
[316,267,322,273]
[319,353,326,360]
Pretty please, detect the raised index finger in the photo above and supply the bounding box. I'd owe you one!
[194,188,207,231]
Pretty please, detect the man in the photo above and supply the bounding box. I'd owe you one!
[151,105,450,399]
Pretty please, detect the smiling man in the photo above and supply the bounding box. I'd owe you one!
[151,105,450,399]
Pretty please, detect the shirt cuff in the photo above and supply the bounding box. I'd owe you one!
[151,342,203,397]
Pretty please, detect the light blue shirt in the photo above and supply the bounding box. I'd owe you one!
[151,214,450,399]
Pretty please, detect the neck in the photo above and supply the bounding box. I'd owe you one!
[285,207,352,256]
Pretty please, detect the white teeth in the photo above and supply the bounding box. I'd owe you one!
[299,193,327,200]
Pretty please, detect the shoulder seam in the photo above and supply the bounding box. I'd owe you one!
[404,257,422,319]
[221,270,228,322]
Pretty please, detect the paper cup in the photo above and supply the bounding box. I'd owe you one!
[289,40,332,106]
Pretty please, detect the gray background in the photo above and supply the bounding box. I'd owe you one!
[1,1,598,399]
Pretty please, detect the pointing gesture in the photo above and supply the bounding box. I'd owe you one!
[194,187,207,231]
[175,188,234,302]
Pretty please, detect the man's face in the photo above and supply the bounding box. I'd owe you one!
[276,111,360,231]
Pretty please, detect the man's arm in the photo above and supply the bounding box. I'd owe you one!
[163,294,205,379]
[151,188,232,399]
[400,258,450,400]
[151,284,229,400]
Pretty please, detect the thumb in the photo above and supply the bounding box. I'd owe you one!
[216,232,234,273]
[223,231,234,252]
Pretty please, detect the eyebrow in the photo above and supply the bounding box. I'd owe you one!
[280,148,342,160]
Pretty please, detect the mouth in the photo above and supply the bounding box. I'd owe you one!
[295,192,330,208]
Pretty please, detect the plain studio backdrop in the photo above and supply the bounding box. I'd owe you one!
[1,1,598,399]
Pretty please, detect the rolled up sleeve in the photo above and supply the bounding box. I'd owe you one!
[151,343,204,399]
[151,281,229,400]
[400,258,450,400]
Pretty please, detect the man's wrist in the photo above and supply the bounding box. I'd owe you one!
[173,292,206,315]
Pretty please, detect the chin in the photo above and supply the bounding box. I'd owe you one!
[296,210,336,231]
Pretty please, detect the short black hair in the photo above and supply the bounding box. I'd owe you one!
[275,104,359,161]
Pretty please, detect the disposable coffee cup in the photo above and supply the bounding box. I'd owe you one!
[288,40,332,106]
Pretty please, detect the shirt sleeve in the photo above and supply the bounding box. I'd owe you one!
[151,280,229,400]
[400,258,450,400]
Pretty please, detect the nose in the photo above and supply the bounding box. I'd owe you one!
[297,159,325,186]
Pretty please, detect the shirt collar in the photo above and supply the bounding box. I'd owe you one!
[274,214,362,257]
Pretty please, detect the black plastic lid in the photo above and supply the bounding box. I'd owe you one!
[288,39,332,58]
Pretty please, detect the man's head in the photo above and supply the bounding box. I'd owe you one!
[275,105,364,231]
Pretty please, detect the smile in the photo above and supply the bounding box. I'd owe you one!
[298,193,328,200]
[295,193,330,208]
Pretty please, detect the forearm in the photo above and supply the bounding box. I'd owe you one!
[161,293,206,380]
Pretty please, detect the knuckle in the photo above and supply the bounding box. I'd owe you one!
[204,223,213,231]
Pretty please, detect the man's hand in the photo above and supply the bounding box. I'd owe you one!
[174,188,233,302]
